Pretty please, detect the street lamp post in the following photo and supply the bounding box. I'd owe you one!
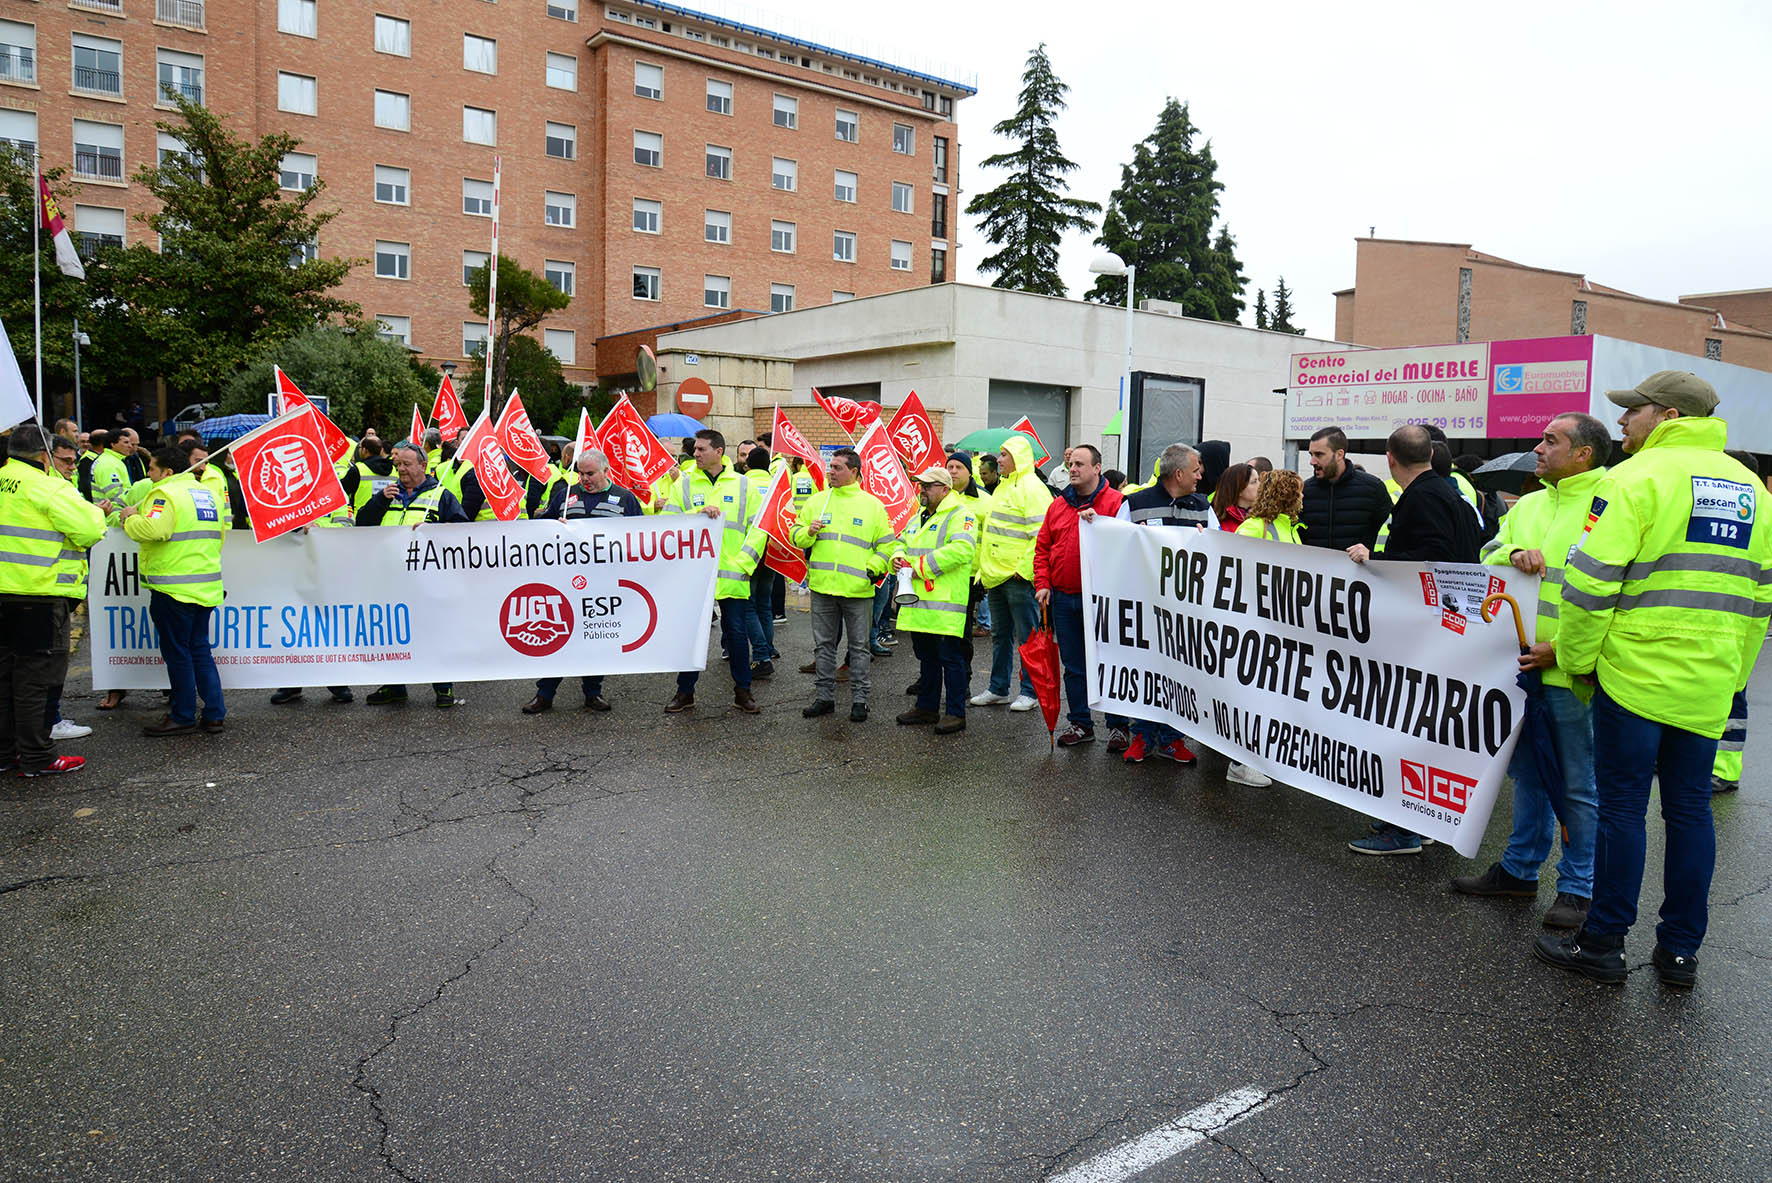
[72,319,91,430]
[1088,253,1135,469]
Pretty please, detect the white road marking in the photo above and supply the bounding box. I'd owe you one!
[1049,1084,1276,1183]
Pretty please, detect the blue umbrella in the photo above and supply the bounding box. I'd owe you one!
[196,413,272,441]
[646,413,705,437]
[1482,592,1569,837]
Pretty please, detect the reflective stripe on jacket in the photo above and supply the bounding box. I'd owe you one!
[1480,465,1607,690]
[1234,514,1304,545]
[663,459,764,599]
[976,435,1048,588]
[787,483,896,597]
[123,472,225,607]
[0,458,107,597]
[896,496,979,637]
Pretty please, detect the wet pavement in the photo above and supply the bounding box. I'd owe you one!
[3,618,1768,1181]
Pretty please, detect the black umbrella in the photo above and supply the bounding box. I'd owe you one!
[1470,451,1537,495]
[1481,592,1569,842]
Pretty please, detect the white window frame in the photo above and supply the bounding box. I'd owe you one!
[0,23,37,87]
[72,34,123,97]
[462,106,497,146]
[546,52,577,91]
[890,240,912,271]
[893,123,914,155]
[375,15,411,57]
[634,61,662,99]
[155,49,204,106]
[279,151,316,191]
[545,260,575,296]
[543,329,576,366]
[704,209,730,244]
[545,190,576,228]
[770,283,794,314]
[277,0,317,37]
[771,157,796,192]
[705,144,731,181]
[463,33,498,74]
[374,90,410,132]
[632,198,660,234]
[770,220,795,254]
[277,71,317,116]
[373,164,410,206]
[545,121,577,160]
[72,120,124,183]
[374,240,411,281]
[835,108,858,143]
[633,266,661,302]
[772,94,797,129]
[462,177,494,217]
[834,169,857,203]
[462,249,489,286]
[705,78,731,115]
[376,315,412,346]
[704,274,730,309]
[72,204,126,254]
[634,130,662,167]
[891,182,913,214]
[463,321,489,358]
[833,230,856,263]
[548,0,578,20]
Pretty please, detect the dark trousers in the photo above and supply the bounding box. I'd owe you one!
[1,595,71,772]
[536,675,604,702]
[748,566,777,660]
[770,571,786,619]
[680,597,754,694]
[911,631,969,717]
[1050,589,1125,732]
[148,590,224,726]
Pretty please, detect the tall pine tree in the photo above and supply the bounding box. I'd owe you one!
[1085,99,1246,321]
[1254,289,1269,330]
[1270,277,1305,335]
[964,44,1099,297]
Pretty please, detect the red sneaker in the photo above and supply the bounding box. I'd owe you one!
[18,755,85,777]
[1156,739,1197,765]
[1122,733,1149,763]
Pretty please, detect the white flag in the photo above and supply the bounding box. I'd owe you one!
[0,316,37,433]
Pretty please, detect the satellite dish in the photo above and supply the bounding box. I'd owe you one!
[636,345,658,392]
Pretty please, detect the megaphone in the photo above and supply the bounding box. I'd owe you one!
[893,566,920,606]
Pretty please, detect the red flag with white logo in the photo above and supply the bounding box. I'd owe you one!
[1007,414,1051,466]
[597,394,676,501]
[755,467,808,583]
[856,421,917,534]
[885,390,941,473]
[273,366,353,465]
[408,403,425,449]
[770,405,826,490]
[494,388,552,482]
[430,374,468,442]
[812,388,880,438]
[457,409,525,521]
[228,405,350,542]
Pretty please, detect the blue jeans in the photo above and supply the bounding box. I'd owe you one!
[869,578,893,646]
[1586,684,1718,956]
[680,597,754,694]
[1133,719,1181,747]
[985,578,1039,698]
[911,631,969,717]
[975,595,991,630]
[1501,684,1598,898]
[149,591,223,726]
[1050,589,1126,732]
[535,675,604,703]
[748,567,777,660]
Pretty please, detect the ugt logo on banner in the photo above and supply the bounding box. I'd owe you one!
[229,404,350,542]
[501,583,573,656]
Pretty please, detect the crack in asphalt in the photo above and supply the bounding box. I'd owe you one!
[1716,874,1772,908]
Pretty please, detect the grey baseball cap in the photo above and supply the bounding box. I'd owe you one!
[1606,370,1718,416]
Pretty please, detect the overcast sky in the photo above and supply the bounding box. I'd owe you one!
[708,0,1772,340]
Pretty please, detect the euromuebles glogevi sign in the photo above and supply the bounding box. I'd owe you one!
[88,517,720,688]
[1083,520,1534,855]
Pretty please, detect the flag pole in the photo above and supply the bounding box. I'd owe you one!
[482,154,501,420]
[32,147,43,425]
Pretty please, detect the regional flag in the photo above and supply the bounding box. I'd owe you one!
[812,387,880,438]
[39,175,85,281]
[755,465,808,583]
[494,389,552,482]
[273,366,353,465]
[229,405,350,542]
[456,409,524,521]
[770,405,826,490]
[430,374,468,442]
[885,390,941,473]
[856,421,917,534]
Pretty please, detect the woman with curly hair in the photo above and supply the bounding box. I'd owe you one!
[1213,463,1259,532]
[1235,469,1305,544]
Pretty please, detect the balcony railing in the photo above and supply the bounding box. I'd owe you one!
[0,46,35,84]
[73,149,124,182]
[157,0,206,26]
[158,77,203,104]
[73,64,122,95]
[73,0,123,10]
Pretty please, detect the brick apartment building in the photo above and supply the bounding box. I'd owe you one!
[2,0,972,390]
[1333,236,1772,372]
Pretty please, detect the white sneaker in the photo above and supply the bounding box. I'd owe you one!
[1009,694,1040,712]
[52,718,94,741]
[969,690,1012,706]
[1226,761,1273,787]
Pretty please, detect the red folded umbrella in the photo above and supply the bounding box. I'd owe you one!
[1018,602,1064,750]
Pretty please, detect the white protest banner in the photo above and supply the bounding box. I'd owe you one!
[1081,519,1534,856]
[89,517,720,689]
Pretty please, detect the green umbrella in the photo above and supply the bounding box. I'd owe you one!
[952,426,1050,467]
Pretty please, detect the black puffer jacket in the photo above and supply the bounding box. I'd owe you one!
[1299,464,1392,551]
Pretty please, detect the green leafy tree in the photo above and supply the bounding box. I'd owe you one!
[85,92,359,400]
[1269,276,1306,335]
[964,45,1100,297]
[1253,288,1270,330]
[217,324,429,437]
[462,332,578,433]
[1085,99,1246,321]
[0,155,115,404]
[467,254,571,406]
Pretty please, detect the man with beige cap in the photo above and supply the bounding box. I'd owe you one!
[893,466,979,734]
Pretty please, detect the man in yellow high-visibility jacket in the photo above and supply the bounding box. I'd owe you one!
[893,465,978,733]
[1536,372,1772,990]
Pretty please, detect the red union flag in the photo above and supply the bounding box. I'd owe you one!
[885,390,941,473]
[457,410,525,521]
[755,466,808,582]
[770,405,826,490]
[494,389,552,482]
[272,367,353,465]
[856,421,917,534]
[409,403,425,449]
[813,387,880,438]
[597,395,676,497]
[431,374,469,442]
[1007,415,1051,466]
[229,405,349,542]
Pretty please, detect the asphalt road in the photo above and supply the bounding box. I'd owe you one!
[3,616,1768,1182]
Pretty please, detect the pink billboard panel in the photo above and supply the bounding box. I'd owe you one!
[1488,336,1594,437]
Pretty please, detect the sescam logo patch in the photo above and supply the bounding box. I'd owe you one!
[1689,476,1755,549]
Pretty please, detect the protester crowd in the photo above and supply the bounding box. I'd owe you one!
[3,368,1767,989]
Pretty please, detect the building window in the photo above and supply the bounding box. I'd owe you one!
[933,136,949,183]
[831,290,855,303]
[374,90,410,131]
[771,157,796,191]
[464,321,489,358]
[73,34,123,97]
[704,209,730,244]
[374,240,410,280]
[704,275,729,309]
[279,152,316,191]
[72,120,124,183]
[462,249,488,285]
[547,52,577,90]
[633,197,660,233]
[633,266,660,301]
[706,78,732,115]
[705,144,732,180]
[931,246,946,284]
[462,178,494,216]
[835,108,858,143]
[634,61,663,99]
[374,164,410,205]
[770,283,794,314]
[463,106,497,145]
[462,33,497,74]
[547,0,578,20]
[634,131,662,167]
[890,240,911,271]
[72,205,125,259]
[0,108,36,159]
[156,49,204,105]
[376,315,411,346]
[893,123,914,155]
[834,169,856,203]
[931,192,948,239]
[545,260,575,295]
[277,0,316,37]
[833,230,856,263]
[545,121,576,160]
[157,131,200,177]
[289,237,318,268]
[276,71,316,115]
[545,190,575,227]
[544,329,576,365]
[376,15,412,57]
[0,22,36,86]
[891,182,913,214]
[772,94,798,129]
[771,220,795,253]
